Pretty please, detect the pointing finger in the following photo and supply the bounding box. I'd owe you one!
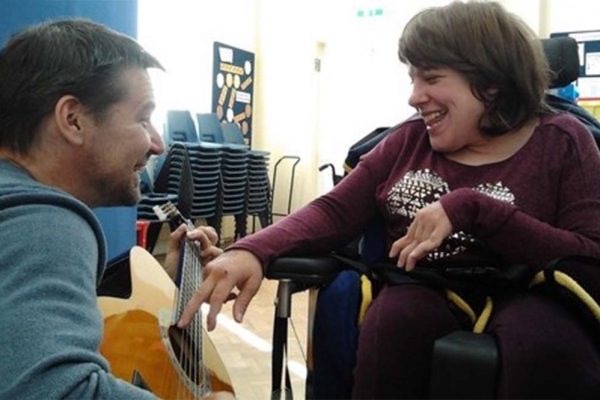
[178,279,214,328]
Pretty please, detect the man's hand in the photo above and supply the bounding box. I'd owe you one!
[389,201,452,270]
[163,224,222,280]
[178,249,263,331]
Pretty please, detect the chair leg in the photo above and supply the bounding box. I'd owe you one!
[305,288,319,399]
[272,279,294,399]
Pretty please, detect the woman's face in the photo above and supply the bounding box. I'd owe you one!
[408,66,487,154]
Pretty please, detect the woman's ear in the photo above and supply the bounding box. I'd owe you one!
[54,95,86,146]
[485,87,499,102]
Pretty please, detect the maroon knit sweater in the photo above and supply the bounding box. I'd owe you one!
[231,112,600,272]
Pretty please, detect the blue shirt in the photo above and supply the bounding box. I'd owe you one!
[0,159,154,399]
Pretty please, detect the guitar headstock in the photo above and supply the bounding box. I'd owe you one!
[153,201,202,290]
[153,202,190,231]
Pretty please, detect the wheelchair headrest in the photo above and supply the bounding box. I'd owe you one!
[541,36,579,89]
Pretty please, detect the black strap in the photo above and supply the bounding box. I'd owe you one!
[330,255,436,289]
[330,254,371,277]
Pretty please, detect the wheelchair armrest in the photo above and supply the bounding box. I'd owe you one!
[266,256,346,286]
[429,331,498,399]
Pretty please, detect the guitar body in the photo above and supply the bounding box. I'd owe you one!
[98,246,234,399]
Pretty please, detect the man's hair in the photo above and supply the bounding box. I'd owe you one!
[0,19,163,154]
[398,1,551,135]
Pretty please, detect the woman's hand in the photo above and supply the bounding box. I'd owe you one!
[177,249,264,331]
[163,224,223,280]
[389,201,453,271]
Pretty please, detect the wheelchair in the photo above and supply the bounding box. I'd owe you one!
[265,35,600,399]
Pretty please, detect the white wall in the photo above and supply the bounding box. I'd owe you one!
[500,0,543,34]
[252,0,322,215]
[545,0,600,35]
[138,0,257,133]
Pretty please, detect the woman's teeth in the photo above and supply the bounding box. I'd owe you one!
[423,110,447,128]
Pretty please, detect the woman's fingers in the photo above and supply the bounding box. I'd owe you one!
[390,201,453,269]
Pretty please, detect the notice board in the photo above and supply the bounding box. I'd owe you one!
[212,42,255,146]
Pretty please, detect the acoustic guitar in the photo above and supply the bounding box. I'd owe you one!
[97,204,234,399]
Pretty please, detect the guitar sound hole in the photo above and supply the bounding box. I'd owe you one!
[168,325,203,385]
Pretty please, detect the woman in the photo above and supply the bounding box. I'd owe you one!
[181,2,600,397]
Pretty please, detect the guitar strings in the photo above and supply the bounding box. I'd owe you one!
[183,226,208,398]
[183,240,195,398]
[159,202,209,398]
[187,239,199,398]
[193,246,202,398]
[188,237,199,398]
[178,245,188,399]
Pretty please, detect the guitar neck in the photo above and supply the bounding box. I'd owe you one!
[173,238,203,325]
[153,202,205,328]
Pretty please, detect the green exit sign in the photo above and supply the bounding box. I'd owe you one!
[357,8,384,18]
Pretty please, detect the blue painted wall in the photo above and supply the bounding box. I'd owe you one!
[0,0,137,44]
[94,206,137,263]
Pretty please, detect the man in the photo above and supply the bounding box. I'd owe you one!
[0,19,220,398]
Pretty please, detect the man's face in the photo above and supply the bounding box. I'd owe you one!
[84,68,164,206]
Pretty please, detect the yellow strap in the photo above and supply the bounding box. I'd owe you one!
[358,275,373,326]
[355,268,600,333]
[529,270,600,324]
[343,163,353,175]
[445,289,476,324]
[528,270,546,287]
[473,296,493,334]
[554,271,600,324]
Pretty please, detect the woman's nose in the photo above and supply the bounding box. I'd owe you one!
[408,82,428,109]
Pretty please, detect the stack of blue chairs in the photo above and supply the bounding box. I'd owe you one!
[197,113,226,143]
[247,151,272,229]
[163,111,222,232]
[219,143,249,239]
[177,143,222,222]
[197,113,251,240]
[159,110,274,242]
[153,141,193,217]
[222,122,272,230]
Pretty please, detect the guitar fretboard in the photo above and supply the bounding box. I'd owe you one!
[153,202,211,396]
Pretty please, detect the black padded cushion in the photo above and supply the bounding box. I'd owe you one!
[542,36,579,88]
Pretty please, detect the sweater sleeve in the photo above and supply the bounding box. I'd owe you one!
[440,127,600,270]
[228,128,404,269]
[0,204,155,399]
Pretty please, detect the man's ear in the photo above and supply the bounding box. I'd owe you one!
[54,95,86,146]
